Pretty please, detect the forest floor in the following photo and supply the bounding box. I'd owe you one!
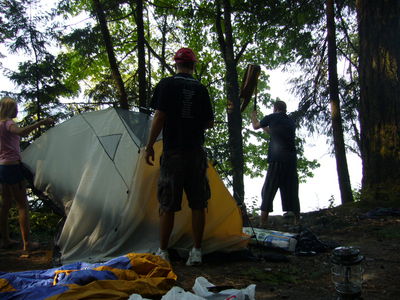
[1,203,399,299]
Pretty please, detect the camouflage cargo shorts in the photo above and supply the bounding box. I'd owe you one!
[158,148,211,212]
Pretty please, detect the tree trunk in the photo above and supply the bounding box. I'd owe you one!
[135,0,147,111]
[92,0,129,110]
[215,0,245,205]
[357,0,400,204]
[160,16,168,77]
[326,0,353,204]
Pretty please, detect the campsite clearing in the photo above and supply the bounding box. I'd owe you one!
[1,204,399,299]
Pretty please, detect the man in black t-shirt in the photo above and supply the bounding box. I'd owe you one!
[145,48,214,266]
[251,100,300,227]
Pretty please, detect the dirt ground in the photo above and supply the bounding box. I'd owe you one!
[1,204,399,299]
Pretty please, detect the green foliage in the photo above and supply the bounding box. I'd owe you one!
[8,53,78,140]
[30,211,61,235]
[246,196,261,217]
[0,0,30,44]
[352,185,361,202]
[60,26,105,74]
[8,208,61,238]
[328,195,336,209]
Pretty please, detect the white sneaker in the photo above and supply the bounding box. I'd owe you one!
[155,248,170,262]
[186,247,202,266]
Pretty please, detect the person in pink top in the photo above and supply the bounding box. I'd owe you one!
[0,96,54,251]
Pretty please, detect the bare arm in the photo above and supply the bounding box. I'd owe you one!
[251,110,269,134]
[145,110,166,166]
[251,110,262,129]
[8,118,54,137]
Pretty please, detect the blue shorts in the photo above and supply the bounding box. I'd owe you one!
[158,148,210,212]
[0,164,25,185]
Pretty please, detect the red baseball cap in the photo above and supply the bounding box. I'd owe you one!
[173,48,197,63]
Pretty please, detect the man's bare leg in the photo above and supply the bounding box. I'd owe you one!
[191,209,205,249]
[260,211,269,228]
[159,211,175,250]
[294,212,301,225]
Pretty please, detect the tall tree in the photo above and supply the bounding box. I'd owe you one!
[92,0,129,109]
[357,0,400,204]
[215,0,245,204]
[289,2,360,146]
[132,0,148,111]
[326,0,353,204]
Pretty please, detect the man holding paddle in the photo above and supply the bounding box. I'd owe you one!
[251,100,300,227]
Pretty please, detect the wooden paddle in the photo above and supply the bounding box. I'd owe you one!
[239,64,261,112]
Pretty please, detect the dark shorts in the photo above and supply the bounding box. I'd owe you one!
[0,164,25,185]
[158,148,210,212]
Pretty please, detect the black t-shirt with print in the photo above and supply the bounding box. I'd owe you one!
[260,112,297,162]
[151,73,214,152]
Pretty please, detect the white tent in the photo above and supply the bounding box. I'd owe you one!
[22,108,248,264]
